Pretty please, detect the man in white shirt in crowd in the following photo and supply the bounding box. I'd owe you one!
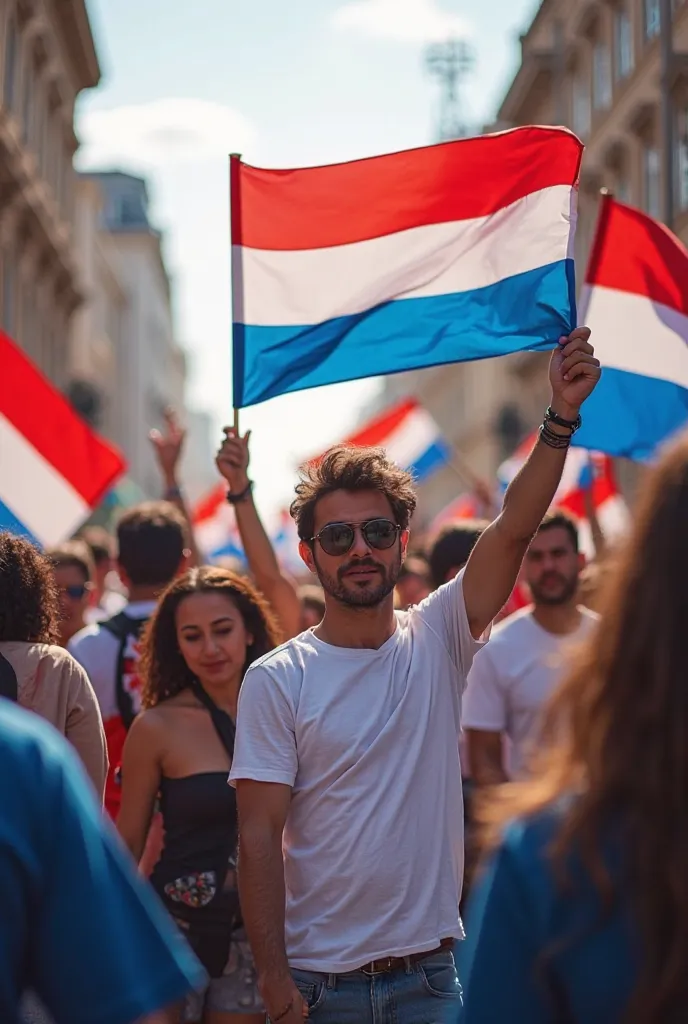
[69,503,189,820]
[228,330,600,1024]
[464,510,598,784]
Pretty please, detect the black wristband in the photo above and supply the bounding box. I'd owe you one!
[539,423,572,450]
[545,406,582,433]
[226,480,253,505]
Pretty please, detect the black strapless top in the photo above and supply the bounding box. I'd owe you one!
[150,771,237,887]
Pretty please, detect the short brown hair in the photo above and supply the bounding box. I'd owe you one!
[47,541,94,583]
[79,526,114,567]
[536,509,580,552]
[427,519,488,590]
[290,446,417,541]
[116,501,187,587]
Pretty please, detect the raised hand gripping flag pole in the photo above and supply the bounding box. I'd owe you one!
[229,127,583,410]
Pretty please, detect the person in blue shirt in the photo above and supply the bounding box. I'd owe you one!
[0,697,206,1024]
[460,429,688,1024]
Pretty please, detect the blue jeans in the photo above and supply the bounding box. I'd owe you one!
[291,947,462,1024]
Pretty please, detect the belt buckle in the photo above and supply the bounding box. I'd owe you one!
[361,956,395,977]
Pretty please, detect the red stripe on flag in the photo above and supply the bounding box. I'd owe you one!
[232,127,583,251]
[585,193,688,316]
[304,397,419,466]
[0,332,126,504]
[192,483,226,524]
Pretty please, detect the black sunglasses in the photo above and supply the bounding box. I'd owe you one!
[62,584,89,600]
[308,518,401,557]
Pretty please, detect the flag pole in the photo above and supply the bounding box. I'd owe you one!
[230,152,243,436]
[445,448,497,518]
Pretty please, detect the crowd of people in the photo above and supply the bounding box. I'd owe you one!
[1,329,687,1023]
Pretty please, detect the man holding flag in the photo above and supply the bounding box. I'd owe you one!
[227,327,599,1024]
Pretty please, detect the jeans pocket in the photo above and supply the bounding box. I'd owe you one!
[418,954,462,999]
[292,971,327,1013]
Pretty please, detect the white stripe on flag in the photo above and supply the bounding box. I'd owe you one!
[580,285,688,388]
[236,185,576,327]
[0,412,89,545]
[385,407,442,470]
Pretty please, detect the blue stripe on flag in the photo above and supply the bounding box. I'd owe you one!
[0,500,40,546]
[233,260,576,407]
[573,366,688,460]
[410,440,452,482]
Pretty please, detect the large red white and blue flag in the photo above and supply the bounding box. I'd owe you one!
[310,397,451,482]
[0,332,126,546]
[231,126,583,408]
[574,194,688,459]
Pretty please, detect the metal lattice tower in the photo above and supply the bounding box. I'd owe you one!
[425,38,474,142]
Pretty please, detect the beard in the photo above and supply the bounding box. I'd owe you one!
[529,571,579,606]
[314,549,402,609]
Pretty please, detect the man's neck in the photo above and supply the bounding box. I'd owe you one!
[531,601,583,636]
[126,584,163,604]
[315,596,397,650]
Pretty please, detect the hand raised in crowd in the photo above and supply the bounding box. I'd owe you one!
[150,407,186,488]
[216,427,251,495]
[549,327,601,418]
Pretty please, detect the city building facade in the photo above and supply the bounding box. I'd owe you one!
[377,0,684,523]
[71,172,187,497]
[0,0,99,383]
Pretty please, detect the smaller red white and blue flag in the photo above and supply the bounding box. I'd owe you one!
[0,331,127,547]
[498,433,629,554]
[311,396,451,483]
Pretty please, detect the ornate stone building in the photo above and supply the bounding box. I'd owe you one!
[0,0,99,383]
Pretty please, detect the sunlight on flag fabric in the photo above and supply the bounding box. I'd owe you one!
[231,127,583,408]
[0,332,127,547]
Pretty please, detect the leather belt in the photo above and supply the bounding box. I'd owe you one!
[357,937,454,976]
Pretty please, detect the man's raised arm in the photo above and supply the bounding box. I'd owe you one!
[463,328,600,639]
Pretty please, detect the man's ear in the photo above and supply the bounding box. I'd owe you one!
[299,540,317,575]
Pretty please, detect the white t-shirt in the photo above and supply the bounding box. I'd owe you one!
[229,570,487,974]
[462,606,598,778]
[68,601,157,719]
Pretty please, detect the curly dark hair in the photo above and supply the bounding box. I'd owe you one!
[0,532,60,644]
[139,566,282,708]
[291,445,418,541]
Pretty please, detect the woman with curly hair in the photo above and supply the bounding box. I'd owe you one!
[0,531,107,796]
[117,566,281,1024]
[460,428,688,1023]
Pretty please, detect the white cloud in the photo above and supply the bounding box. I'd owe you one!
[76,98,256,171]
[331,0,468,44]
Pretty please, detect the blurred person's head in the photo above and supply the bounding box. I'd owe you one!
[79,526,115,602]
[47,542,94,645]
[479,430,688,1024]
[578,556,614,613]
[0,532,60,645]
[291,446,416,610]
[140,566,280,708]
[427,519,488,590]
[298,584,326,630]
[116,501,188,599]
[523,511,584,607]
[396,555,431,608]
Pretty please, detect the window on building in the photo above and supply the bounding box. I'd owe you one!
[675,110,688,210]
[3,17,17,109]
[616,176,631,203]
[572,72,591,138]
[643,145,661,218]
[22,60,32,144]
[644,0,660,39]
[614,7,634,79]
[2,260,15,335]
[593,42,612,110]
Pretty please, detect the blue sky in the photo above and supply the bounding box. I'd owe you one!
[79,0,538,514]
